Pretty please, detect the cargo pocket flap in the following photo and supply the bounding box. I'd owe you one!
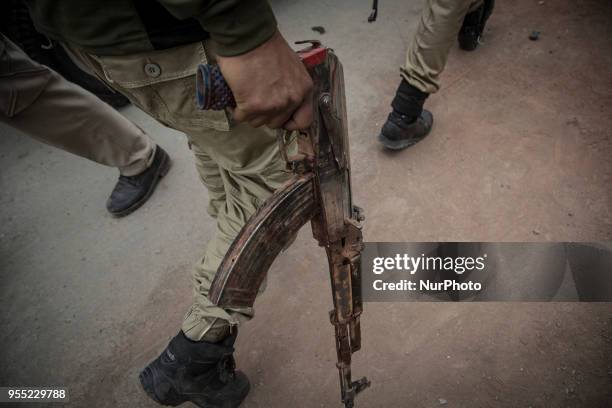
[97,42,207,88]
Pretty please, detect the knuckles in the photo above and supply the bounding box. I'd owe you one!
[245,92,301,115]
[238,74,313,128]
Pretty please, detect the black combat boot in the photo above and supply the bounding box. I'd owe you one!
[106,146,170,217]
[378,80,433,150]
[139,331,250,408]
[458,0,495,51]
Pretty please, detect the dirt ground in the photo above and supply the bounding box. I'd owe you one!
[1,0,611,407]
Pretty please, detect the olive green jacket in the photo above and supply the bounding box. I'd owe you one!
[25,0,277,57]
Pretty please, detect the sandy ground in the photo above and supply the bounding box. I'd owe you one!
[1,0,611,407]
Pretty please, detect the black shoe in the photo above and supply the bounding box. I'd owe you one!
[378,109,434,150]
[139,331,250,408]
[106,146,170,217]
[458,0,495,51]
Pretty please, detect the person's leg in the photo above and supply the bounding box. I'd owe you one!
[139,124,287,408]
[458,0,495,51]
[402,0,481,95]
[378,0,487,150]
[0,34,169,216]
[67,40,290,336]
[182,122,289,342]
[65,40,289,407]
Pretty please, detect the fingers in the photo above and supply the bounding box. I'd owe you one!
[232,93,312,130]
[238,100,313,130]
[266,107,295,129]
[283,91,314,131]
[233,104,290,129]
[218,29,314,131]
[232,104,273,128]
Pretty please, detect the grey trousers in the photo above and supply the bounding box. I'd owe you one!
[0,34,154,176]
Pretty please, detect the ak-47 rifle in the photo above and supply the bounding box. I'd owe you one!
[196,40,370,407]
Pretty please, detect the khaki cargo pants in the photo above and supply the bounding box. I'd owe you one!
[403,0,484,94]
[67,41,290,342]
[0,34,154,176]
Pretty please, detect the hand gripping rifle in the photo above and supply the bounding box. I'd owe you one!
[196,41,370,407]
